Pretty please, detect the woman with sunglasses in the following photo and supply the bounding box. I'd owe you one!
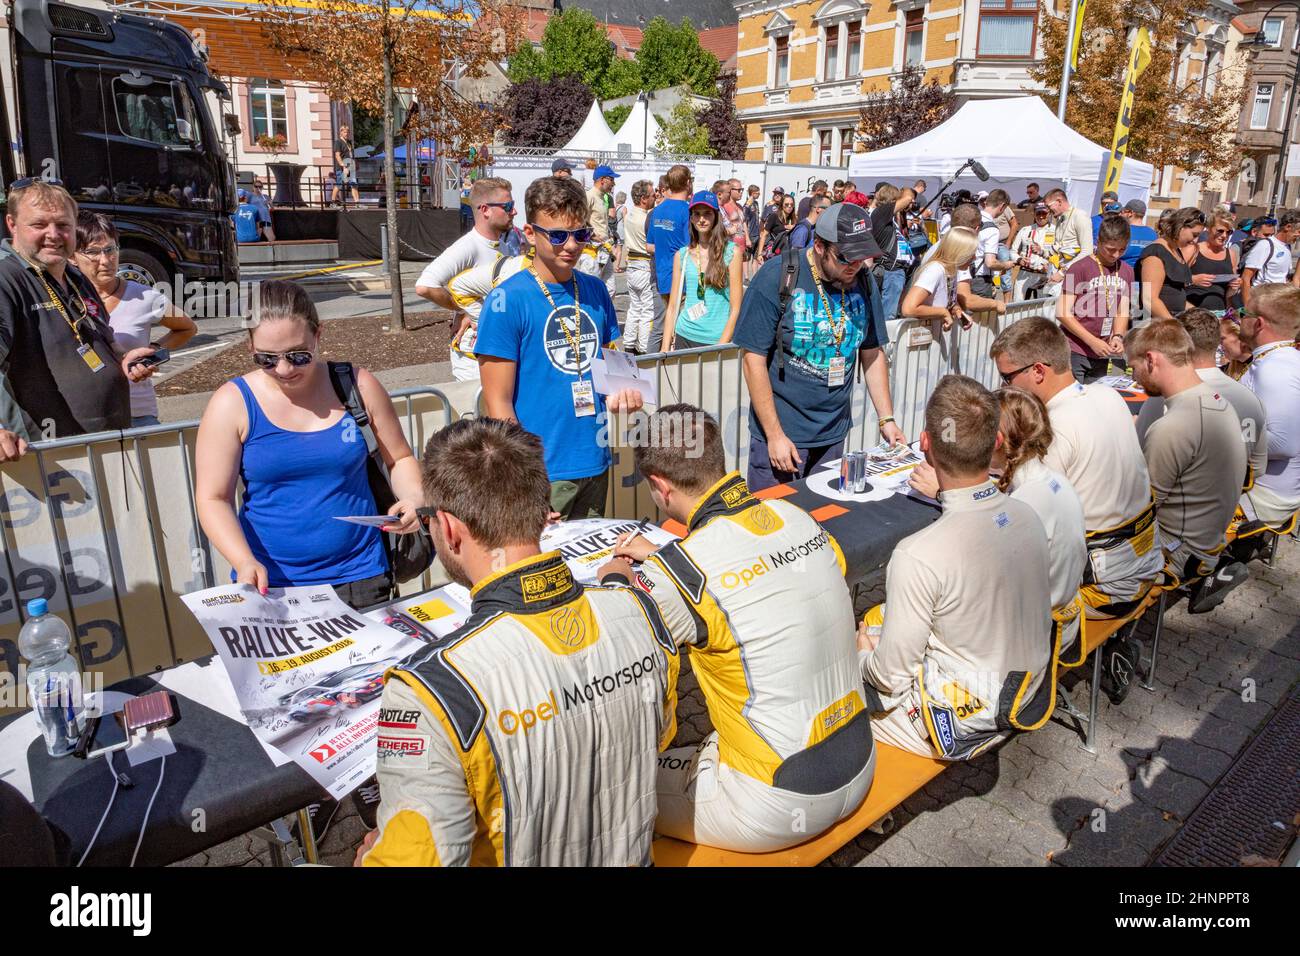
[195,280,423,605]
[661,191,743,351]
[73,213,196,428]
[1186,213,1242,313]
[1138,207,1203,321]
[759,194,796,261]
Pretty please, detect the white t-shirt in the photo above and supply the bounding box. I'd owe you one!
[415,229,500,292]
[107,280,168,419]
[911,260,955,311]
[1242,340,1300,516]
[975,214,1000,277]
[917,244,972,285]
[1243,237,1292,285]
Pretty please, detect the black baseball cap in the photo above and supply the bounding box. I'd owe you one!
[814,202,884,260]
[551,157,573,174]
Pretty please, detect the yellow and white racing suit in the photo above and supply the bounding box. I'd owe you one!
[1043,382,1164,617]
[614,473,875,852]
[861,481,1056,760]
[361,552,679,866]
[445,253,530,382]
[578,186,617,300]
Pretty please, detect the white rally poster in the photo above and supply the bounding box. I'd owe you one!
[539,518,678,585]
[180,584,424,799]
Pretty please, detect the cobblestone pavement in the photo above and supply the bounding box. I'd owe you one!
[174,537,1300,868]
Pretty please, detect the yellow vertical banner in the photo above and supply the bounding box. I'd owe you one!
[1101,27,1153,209]
[1070,0,1089,70]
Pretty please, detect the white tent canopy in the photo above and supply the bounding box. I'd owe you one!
[559,101,617,155]
[848,97,1152,214]
[611,98,665,155]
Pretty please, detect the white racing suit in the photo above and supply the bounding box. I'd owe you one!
[861,482,1057,760]
[361,552,679,866]
[1043,383,1164,618]
[445,253,530,382]
[611,473,875,852]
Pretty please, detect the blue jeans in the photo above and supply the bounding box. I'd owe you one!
[131,415,161,428]
[879,268,907,323]
[746,433,845,492]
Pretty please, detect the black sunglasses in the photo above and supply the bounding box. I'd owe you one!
[999,362,1036,385]
[8,176,64,191]
[530,223,593,247]
[252,350,314,370]
[831,245,868,266]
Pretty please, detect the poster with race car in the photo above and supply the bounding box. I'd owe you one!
[364,582,474,642]
[539,517,679,585]
[180,584,424,799]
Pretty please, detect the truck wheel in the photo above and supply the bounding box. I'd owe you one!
[117,249,172,289]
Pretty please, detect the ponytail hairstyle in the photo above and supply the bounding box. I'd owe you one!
[994,386,1053,493]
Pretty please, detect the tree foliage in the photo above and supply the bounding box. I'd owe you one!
[507,8,640,100]
[603,104,632,133]
[1028,0,1246,180]
[258,0,520,329]
[856,64,957,151]
[499,75,595,148]
[656,98,713,157]
[699,73,747,160]
[636,18,721,95]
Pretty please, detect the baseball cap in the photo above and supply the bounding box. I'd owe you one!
[551,157,573,174]
[593,165,619,181]
[1034,202,1049,213]
[237,189,250,201]
[1122,198,1146,216]
[773,186,784,194]
[814,202,884,260]
[689,190,720,213]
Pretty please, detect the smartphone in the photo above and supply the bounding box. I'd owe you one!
[74,710,130,760]
[129,348,171,369]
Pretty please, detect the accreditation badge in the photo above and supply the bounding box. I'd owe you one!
[827,355,847,387]
[571,379,596,417]
[78,344,105,373]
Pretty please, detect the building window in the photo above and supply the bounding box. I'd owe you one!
[774,34,790,87]
[905,10,925,67]
[767,130,786,163]
[1262,17,1284,47]
[976,0,1037,58]
[846,21,862,77]
[818,129,835,165]
[823,26,840,80]
[1251,83,1274,129]
[839,127,856,165]
[249,78,288,142]
[1204,48,1220,96]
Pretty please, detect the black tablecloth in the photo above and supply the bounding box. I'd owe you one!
[0,658,324,867]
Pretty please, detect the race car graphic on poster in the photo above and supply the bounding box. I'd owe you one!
[364,582,473,641]
[539,518,679,585]
[180,584,424,798]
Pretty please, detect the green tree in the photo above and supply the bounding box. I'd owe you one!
[655,99,712,156]
[507,8,641,100]
[603,104,632,132]
[636,17,720,94]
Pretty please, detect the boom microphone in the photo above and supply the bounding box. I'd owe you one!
[969,159,990,182]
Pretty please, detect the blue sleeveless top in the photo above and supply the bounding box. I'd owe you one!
[232,376,388,587]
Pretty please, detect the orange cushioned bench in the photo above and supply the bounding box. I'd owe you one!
[652,743,947,867]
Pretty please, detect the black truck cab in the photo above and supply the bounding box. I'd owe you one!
[4,0,237,287]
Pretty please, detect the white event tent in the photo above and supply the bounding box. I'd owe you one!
[848,97,1152,213]
[558,101,618,155]
[610,97,665,155]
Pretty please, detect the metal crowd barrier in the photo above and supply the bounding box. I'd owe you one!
[0,387,454,700]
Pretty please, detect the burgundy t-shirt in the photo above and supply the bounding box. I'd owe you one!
[1062,255,1134,356]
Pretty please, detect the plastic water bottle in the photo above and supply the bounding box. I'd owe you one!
[18,599,84,757]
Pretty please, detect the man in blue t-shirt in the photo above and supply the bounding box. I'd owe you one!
[647,164,692,352]
[1090,190,1120,243]
[232,190,266,243]
[1118,199,1157,271]
[476,175,645,518]
[734,202,907,491]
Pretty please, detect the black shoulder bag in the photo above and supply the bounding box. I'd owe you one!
[327,361,434,584]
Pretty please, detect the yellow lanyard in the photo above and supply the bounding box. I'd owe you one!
[1252,340,1296,363]
[32,263,91,344]
[1090,255,1119,319]
[807,250,846,346]
[530,267,588,376]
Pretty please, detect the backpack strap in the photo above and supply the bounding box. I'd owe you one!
[773,246,801,377]
[327,361,380,459]
[490,254,509,285]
